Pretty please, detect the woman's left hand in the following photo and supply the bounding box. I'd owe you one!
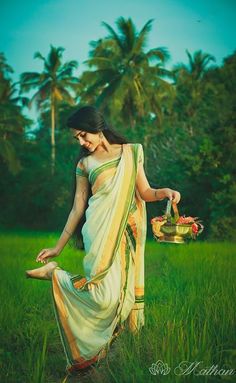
[163,188,181,204]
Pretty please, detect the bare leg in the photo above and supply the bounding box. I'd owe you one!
[25,261,58,281]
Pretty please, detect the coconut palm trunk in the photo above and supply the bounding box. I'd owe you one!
[50,93,56,174]
[20,45,79,175]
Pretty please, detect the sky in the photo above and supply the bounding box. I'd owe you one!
[1,0,236,77]
[0,0,236,123]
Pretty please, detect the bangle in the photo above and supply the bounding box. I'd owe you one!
[64,228,72,236]
[155,189,164,201]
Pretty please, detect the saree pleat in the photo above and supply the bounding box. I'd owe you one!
[51,143,147,370]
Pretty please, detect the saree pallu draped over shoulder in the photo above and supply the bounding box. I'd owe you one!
[51,143,147,371]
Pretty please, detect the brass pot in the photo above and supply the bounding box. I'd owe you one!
[151,200,203,244]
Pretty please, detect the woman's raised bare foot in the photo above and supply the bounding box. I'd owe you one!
[25,261,58,280]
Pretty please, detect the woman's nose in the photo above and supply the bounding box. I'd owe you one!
[78,136,85,145]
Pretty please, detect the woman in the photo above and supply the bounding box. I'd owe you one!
[26,106,181,374]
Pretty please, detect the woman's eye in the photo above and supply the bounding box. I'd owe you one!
[74,133,86,140]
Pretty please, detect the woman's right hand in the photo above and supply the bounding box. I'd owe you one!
[36,247,59,264]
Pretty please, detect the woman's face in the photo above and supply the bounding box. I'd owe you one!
[72,129,100,152]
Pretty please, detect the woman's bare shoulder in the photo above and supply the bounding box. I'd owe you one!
[76,156,89,176]
[76,156,86,167]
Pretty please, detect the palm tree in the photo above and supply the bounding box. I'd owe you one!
[79,17,173,129]
[0,53,30,175]
[20,45,79,173]
[172,49,216,135]
[173,49,216,82]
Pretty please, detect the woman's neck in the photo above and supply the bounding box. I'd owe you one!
[96,138,118,154]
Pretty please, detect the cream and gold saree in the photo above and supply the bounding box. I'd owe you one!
[51,143,147,371]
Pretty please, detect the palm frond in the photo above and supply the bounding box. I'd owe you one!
[146,46,170,63]
[132,18,154,54]
[28,82,51,108]
[56,87,75,105]
[0,137,22,175]
[0,53,14,74]
[83,57,114,69]
[47,45,65,72]
[95,75,122,108]
[20,72,41,83]
[101,21,124,53]
[34,51,45,61]
[57,66,78,79]
[116,17,136,53]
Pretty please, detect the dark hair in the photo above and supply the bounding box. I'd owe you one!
[67,105,128,249]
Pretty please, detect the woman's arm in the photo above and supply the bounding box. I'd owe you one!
[36,167,89,263]
[136,161,181,203]
[54,175,89,255]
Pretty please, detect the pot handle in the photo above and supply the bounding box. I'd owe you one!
[165,199,180,223]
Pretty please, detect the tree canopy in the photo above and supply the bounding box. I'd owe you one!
[0,17,235,241]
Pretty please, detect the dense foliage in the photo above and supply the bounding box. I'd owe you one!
[0,17,235,241]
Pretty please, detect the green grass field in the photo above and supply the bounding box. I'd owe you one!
[0,231,235,383]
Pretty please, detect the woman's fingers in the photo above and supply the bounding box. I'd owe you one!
[36,248,57,263]
[167,191,180,204]
[37,256,48,264]
[36,249,48,262]
[172,191,181,204]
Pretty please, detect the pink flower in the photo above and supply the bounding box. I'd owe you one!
[177,216,195,224]
[192,223,198,233]
[151,216,164,224]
